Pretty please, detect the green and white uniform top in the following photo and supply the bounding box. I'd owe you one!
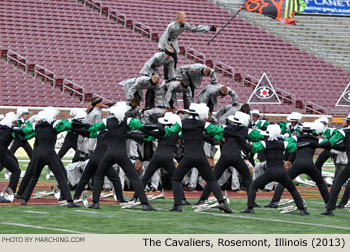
[279,122,303,137]
[12,119,33,140]
[325,127,347,147]
[87,118,144,138]
[250,139,298,154]
[252,119,270,131]
[21,120,73,139]
[321,127,338,140]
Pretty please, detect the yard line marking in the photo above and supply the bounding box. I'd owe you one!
[24,211,49,215]
[75,210,97,214]
[199,212,350,231]
[0,222,90,234]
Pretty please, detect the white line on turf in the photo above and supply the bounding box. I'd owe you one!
[24,211,49,215]
[199,212,350,231]
[75,210,97,214]
[0,222,89,234]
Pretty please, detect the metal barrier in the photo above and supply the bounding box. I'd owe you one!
[63,79,85,102]
[214,60,234,78]
[186,47,206,64]
[34,64,55,85]
[84,0,101,14]
[7,50,27,71]
[305,101,328,115]
[108,8,126,28]
[133,21,152,41]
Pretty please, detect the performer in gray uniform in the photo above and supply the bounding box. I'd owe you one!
[77,98,103,160]
[140,46,176,82]
[121,75,161,109]
[197,84,238,113]
[161,80,192,109]
[176,63,218,98]
[158,11,217,68]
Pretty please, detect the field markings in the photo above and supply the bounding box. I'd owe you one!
[75,210,97,214]
[199,212,350,231]
[24,211,49,215]
[0,222,90,234]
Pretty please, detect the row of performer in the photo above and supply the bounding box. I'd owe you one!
[1,100,349,216]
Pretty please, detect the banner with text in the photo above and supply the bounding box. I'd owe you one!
[304,0,350,15]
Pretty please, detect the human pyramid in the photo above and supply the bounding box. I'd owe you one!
[0,12,349,217]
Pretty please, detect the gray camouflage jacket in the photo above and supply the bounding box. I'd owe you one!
[176,63,217,89]
[140,52,175,80]
[161,80,192,108]
[197,84,238,110]
[158,21,211,53]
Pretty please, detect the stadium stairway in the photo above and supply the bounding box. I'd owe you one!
[0,57,82,107]
[86,0,350,115]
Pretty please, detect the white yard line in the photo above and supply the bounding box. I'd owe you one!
[75,210,97,214]
[24,211,49,215]
[199,212,350,231]
[0,222,89,234]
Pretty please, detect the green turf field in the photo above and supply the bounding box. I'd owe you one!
[0,160,349,234]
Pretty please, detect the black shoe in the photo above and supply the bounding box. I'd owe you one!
[218,202,232,213]
[67,201,81,208]
[14,194,22,200]
[321,209,334,216]
[149,186,157,192]
[58,195,67,201]
[20,199,27,205]
[0,196,11,203]
[143,203,157,211]
[300,209,310,215]
[181,199,191,205]
[336,203,345,209]
[88,202,100,209]
[170,205,182,212]
[254,202,261,207]
[189,187,195,192]
[117,198,128,203]
[129,196,138,203]
[264,201,278,208]
[195,199,205,206]
[240,208,255,214]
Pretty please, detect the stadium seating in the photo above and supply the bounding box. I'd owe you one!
[0,59,82,107]
[1,0,349,115]
[97,0,350,115]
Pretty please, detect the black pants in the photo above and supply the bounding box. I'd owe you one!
[338,180,350,205]
[272,160,329,204]
[17,146,38,196]
[172,152,224,206]
[315,149,331,172]
[0,139,32,172]
[10,139,33,159]
[248,167,305,209]
[58,138,77,161]
[326,164,350,210]
[0,148,21,193]
[74,153,124,201]
[200,152,252,201]
[22,148,73,202]
[133,151,186,199]
[92,148,148,204]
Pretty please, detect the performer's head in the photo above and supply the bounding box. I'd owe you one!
[16,108,30,120]
[150,75,160,86]
[219,86,228,97]
[202,66,211,77]
[164,46,175,59]
[176,11,186,25]
[251,110,260,122]
[287,112,302,126]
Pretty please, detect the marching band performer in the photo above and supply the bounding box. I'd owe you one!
[237,124,309,215]
[145,103,232,213]
[86,102,156,210]
[265,122,329,208]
